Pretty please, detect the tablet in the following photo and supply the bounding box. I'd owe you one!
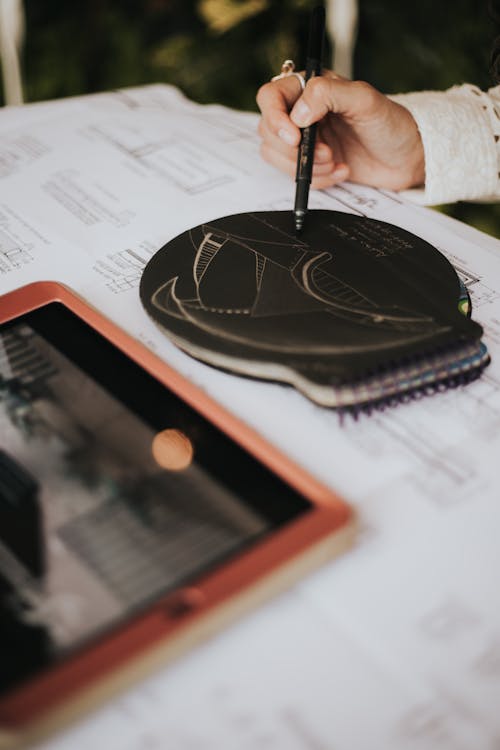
[0,282,354,747]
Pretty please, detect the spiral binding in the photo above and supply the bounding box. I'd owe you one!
[336,341,490,418]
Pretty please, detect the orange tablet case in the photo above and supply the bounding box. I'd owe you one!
[0,282,355,748]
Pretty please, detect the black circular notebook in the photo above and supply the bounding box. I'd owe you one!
[140,210,489,410]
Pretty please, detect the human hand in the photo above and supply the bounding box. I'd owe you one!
[256,71,425,192]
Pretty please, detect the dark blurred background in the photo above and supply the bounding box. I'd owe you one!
[6,0,500,237]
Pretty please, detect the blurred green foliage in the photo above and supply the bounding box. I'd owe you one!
[353,0,500,236]
[3,0,500,236]
[355,0,497,94]
[19,0,319,110]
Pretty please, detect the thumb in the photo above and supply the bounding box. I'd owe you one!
[290,75,380,127]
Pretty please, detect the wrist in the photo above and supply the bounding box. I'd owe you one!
[408,135,425,188]
[391,101,425,189]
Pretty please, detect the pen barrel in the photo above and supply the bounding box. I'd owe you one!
[305,57,322,82]
[296,122,318,183]
[292,4,324,231]
[306,5,325,64]
[294,179,310,215]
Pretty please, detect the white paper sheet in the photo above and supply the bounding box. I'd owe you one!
[2,85,500,749]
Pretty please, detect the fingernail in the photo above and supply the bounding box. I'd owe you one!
[278,127,296,146]
[291,100,311,126]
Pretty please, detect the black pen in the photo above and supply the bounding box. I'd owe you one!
[294,5,325,234]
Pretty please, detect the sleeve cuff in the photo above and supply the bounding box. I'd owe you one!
[389,85,499,205]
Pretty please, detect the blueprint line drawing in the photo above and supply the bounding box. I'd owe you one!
[3,84,500,750]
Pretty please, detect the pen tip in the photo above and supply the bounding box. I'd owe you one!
[295,217,304,235]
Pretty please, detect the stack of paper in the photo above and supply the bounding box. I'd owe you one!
[2,85,500,749]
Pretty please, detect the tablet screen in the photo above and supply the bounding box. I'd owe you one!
[0,303,309,696]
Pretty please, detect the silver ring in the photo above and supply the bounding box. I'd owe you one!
[271,59,306,91]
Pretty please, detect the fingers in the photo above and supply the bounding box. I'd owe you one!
[256,70,353,147]
[290,75,381,128]
[256,69,352,188]
[259,132,350,189]
[257,75,304,147]
[260,139,336,178]
[258,118,334,165]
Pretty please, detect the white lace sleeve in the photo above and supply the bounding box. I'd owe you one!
[389,84,500,205]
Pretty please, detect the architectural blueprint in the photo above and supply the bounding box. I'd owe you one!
[2,85,500,748]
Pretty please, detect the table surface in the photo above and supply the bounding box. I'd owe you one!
[1,85,500,750]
